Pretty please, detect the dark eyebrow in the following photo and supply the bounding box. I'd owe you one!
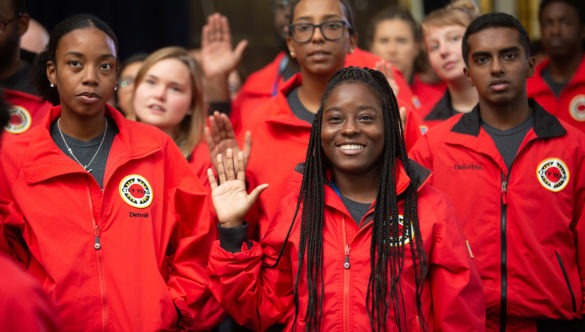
[63,51,116,61]
[499,46,520,54]
[470,51,491,58]
[294,14,342,22]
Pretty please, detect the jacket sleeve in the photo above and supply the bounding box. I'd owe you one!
[426,188,486,331]
[0,155,27,261]
[207,202,296,331]
[403,107,423,152]
[0,254,60,332]
[574,144,585,315]
[163,140,225,330]
[408,133,434,171]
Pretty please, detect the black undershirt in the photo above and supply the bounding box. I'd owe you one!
[482,115,533,169]
[287,86,315,124]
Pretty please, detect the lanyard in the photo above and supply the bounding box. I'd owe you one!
[272,55,290,96]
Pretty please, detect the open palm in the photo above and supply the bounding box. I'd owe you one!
[207,149,267,228]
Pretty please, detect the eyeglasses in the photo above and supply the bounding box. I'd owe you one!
[119,77,135,89]
[288,20,350,43]
[0,12,22,35]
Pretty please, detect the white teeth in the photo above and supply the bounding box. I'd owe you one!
[339,144,364,150]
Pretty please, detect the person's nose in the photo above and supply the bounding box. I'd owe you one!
[82,67,99,87]
[152,84,166,101]
[341,118,359,136]
[490,57,504,76]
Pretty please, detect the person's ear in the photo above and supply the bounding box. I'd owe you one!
[527,55,536,78]
[348,33,357,55]
[286,26,296,58]
[47,60,56,87]
[17,12,30,37]
[463,66,474,87]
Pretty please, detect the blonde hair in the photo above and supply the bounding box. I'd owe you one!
[131,46,205,158]
[422,0,480,32]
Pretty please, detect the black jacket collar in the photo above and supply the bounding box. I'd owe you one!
[451,99,566,138]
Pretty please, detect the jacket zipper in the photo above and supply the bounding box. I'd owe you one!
[555,251,577,312]
[87,187,108,331]
[499,172,509,331]
[342,219,350,332]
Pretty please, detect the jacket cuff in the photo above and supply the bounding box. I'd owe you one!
[217,222,249,253]
[208,101,232,116]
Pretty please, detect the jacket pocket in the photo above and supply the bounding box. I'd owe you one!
[555,251,577,313]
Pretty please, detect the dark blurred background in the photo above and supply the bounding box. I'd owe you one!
[28,0,537,81]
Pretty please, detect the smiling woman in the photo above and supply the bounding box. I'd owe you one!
[0,13,223,331]
[206,66,486,331]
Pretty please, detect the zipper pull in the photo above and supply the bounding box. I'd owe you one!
[94,225,101,250]
[344,244,350,269]
[501,180,508,205]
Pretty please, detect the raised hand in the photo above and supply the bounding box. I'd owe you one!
[205,111,251,173]
[207,149,267,228]
[374,59,400,96]
[200,13,248,79]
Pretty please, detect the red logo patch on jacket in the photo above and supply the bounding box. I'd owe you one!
[536,158,570,192]
[569,95,585,122]
[4,106,32,134]
[119,175,153,208]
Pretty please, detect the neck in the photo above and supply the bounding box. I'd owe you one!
[446,77,478,113]
[479,93,532,131]
[59,110,107,141]
[402,68,414,85]
[548,51,583,83]
[0,51,21,80]
[332,168,380,204]
[298,71,332,114]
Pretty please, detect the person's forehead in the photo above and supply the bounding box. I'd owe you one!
[0,0,15,17]
[294,0,344,18]
[469,27,520,49]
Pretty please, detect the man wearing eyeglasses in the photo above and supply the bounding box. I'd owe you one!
[0,0,34,94]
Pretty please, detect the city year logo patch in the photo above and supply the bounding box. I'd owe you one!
[536,158,570,192]
[119,175,153,208]
[569,95,585,122]
[388,215,414,246]
[4,106,32,134]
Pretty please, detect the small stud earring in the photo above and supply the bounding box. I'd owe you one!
[50,83,54,88]
[290,51,295,58]
[114,85,118,92]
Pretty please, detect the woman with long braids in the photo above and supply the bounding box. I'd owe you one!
[207,67,485,331]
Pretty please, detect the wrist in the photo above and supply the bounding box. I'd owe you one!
[219,220,244,228]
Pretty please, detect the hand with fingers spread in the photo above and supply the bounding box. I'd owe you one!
[201,13,248,80]
[205,111,251,173]
[375,59,400,96]
[207,149,268,228]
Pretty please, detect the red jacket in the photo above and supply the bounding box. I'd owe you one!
[208,161,485,331]
[0,254,60,332]
[189,139,213,188]
[0,105,223,331]
[410,74,446,119]
[231,48,418,135]
[242,75,421,239]
[410,102,585,331]
[2,89,51,137]
[527,55,585,133]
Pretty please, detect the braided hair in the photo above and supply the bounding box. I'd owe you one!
[287,67,428,331]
